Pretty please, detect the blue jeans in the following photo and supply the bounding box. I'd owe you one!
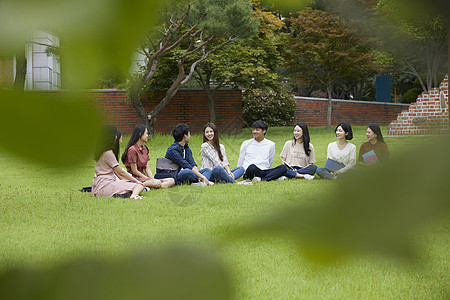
[316,167,351,179]
[177,168,212,184]
[285,164,317,179]
[210,166,245,183]
[316,167,338,180]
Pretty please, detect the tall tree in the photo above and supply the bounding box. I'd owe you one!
[190,1,284,123]
[285,7,379,129]
[128,0,257,134]
[375,0,448,92]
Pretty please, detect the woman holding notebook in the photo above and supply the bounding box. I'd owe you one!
[316,122,357,179]
[358,124,389,165]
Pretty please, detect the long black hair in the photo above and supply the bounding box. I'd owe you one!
[203,122,224,161]
[292,122,312,156]
[94,125,121,161]
[121,124,147,164]
[368,124,386,145]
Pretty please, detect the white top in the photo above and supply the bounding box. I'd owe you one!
[280,140,316,167]
[326,141,356,173]
[200,142,229,169]
[237,138,275,170]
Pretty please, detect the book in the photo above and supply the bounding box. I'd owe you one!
[324,158,345,172]
[362,150,378,164]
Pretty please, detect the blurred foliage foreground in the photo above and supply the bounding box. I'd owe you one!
[0,0,449,298]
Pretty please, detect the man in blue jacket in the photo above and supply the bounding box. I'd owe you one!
[165,124,212,185]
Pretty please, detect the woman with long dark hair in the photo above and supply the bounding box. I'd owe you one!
[201,122,245,183]
[316,122,357,179]
[92,125,145,199]
[358,124,389,165]
[122,125,175,189]
[280,122,317,180]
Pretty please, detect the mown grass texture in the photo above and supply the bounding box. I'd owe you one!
[0,126,448,299]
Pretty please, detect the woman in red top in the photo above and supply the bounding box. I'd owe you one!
[122,125,175,189]
[358,124,389,165]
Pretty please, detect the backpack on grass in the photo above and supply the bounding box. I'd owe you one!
[154,157,179,185]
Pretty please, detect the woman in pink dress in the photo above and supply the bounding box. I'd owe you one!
[121,124,175,189]
[92,125,145,199]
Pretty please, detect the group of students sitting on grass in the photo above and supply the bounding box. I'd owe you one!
[92,120,389,199]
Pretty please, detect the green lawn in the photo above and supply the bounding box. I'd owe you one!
[0,126,448,299]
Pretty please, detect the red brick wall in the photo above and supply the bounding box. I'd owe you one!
[388,74,449,136]
[28,89,428,135]
[294,96,409,127]
[90,89,243,135]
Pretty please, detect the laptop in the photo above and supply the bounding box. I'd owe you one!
[324,158,345,172]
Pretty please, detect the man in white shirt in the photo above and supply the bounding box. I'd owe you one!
[238,120,287,181]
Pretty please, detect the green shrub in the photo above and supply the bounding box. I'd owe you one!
[242,88,296,127]
[401,87,422,103]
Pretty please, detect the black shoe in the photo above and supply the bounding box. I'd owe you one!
[113,192,132,198]
[79,186,92,192]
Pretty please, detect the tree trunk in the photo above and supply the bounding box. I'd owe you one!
[198,69,217,124]
[404,60,427,92]
[13,47,27,91]
[195,68,215,123]
[326,83,332,130]
[147,59,187,135]
[132,98,152,133]
[129,77,152,133]
[426,47,433,90]
[205,82,216,124]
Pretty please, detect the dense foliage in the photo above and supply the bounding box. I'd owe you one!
[284,7,381,128]
[128,0,258,134]
[99,0,447,109]
[242,88,296,127]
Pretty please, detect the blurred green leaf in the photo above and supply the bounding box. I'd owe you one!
[248,136,450,263]
[0,246,231,300]
[0,90,101,167]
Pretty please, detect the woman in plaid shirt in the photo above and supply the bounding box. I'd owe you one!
[201,123,245,183]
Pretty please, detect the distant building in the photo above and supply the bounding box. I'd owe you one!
[0,31,61,90]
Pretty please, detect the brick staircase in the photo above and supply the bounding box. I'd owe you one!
[388,74,449,136]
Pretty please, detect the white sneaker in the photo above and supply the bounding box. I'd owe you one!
[303,174,314,180]
[276,176,287,181]
[191,182,207,187]
[252,176,262,183]
[208,181,214,186]
[144,187,151,192]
